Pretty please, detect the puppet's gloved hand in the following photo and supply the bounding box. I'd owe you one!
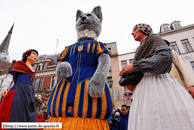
[87,73,106,98]
[1,74,13,98]
[56,61,72,79]
[87,54,111,98]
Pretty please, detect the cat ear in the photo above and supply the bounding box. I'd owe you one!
[91,6,102,22]
[76,9,84,21]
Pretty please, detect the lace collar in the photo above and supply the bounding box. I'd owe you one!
[77,29,97,41]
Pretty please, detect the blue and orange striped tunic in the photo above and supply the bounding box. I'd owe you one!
[47,38,113,119]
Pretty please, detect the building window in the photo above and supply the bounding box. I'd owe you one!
[33,64,37,70]
[107,79,113,89]
[170,42,180,54]
[33,78,40,90]
[174,24,180,29]
[44,62,47,70]
[174,24,178,29]
[39,77,44,90]
[163,27,169,32]
[121,60,127,69]
[107,78,114,101]
[109,67,111,72]
[191,62,194,70]
[165,27,169,31]
[37,63,43,71]
[181,39,193,53]
[50,76,56,89]
[161,25,170,33]
[163,27,166,32]
[129,59,134,64]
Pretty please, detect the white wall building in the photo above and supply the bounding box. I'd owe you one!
[159,21,194,74]
[118,52,135,106]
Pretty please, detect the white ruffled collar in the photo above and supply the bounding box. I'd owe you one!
[77,29,97,41]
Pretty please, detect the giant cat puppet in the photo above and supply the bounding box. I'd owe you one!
[46,6,113,130]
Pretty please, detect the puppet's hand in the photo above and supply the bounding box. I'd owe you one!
[187,86,194,98]
[1,89,7,98]
[119,64,134,76]
[87,54,111,98]
[126,85,135,92]
[56,62,72,78]
[87,73,106,98]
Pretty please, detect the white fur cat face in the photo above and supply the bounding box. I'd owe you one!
[76,6,102,37]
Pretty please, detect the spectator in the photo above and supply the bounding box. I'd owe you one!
[67,105,73,113]
[46,115,51,122]
[37,110,45,122]
[43,111,49,122]
[108,111,120,130]
[120,105,129,130]
[37,110,45,130]
[117,108,122,117]
[117,108,121,113]
[115,112,120,120]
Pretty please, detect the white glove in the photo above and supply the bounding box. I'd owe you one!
[56,62,72,79]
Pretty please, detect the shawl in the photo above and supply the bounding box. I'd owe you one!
[12,60,36,83]
[135,34,167,61]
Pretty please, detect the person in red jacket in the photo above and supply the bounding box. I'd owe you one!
[37,110,45,122]
[37,110,45,130]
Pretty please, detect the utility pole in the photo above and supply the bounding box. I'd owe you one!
[55,39,59,86]
[55,39,59,54]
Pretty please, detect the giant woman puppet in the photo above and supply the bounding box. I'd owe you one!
[0,49,38,126]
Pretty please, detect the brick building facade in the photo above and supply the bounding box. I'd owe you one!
[32,54,58,111]
[0,60,12,75]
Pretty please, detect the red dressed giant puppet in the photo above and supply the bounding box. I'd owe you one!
[0,49,38,129]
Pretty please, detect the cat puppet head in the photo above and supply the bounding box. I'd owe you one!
[76,6,102,41]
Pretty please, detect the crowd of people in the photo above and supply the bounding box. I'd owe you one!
[37,110,51,123]
[108,105,129,130]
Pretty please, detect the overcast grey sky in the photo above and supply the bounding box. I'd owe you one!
[0,0,194,61]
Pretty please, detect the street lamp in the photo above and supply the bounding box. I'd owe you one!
[108,79,114,109]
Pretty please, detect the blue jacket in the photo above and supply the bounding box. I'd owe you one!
[107,114,115,124]
[107,114,120,130]
[120,112,129,130]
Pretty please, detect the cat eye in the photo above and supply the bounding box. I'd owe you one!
[79,15,83,18]
[87,14,91,17]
